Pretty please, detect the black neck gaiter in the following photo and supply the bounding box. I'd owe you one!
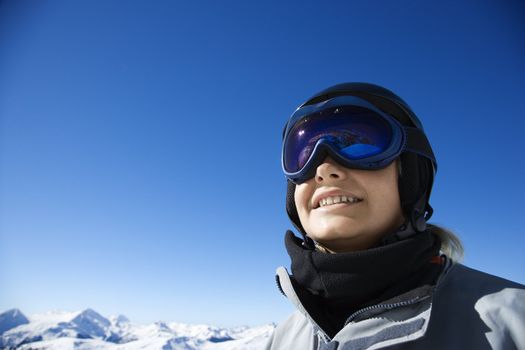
[285,229,442,338]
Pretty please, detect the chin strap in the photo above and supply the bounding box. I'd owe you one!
[382,193,433,245]
[381,220,417,245]
[300,231,316,250]
[411,191,433,233]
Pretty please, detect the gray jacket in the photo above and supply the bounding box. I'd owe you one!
[266,260,525,350]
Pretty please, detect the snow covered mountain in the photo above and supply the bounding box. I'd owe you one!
[0,310,29,336]
[0,308,274,350]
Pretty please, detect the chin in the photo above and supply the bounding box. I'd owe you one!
[310,226,362,244]
[316,218,361,237]
[307,222,378,252]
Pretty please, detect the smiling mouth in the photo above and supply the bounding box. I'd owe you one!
[317,195,363,208]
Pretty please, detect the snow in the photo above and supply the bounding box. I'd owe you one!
[0,308,30,335]
[0,308,274,350]
[30,310,82,324]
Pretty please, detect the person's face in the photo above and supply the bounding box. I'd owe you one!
[294,157,405,252]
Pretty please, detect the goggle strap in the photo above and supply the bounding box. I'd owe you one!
[404,127,436,164]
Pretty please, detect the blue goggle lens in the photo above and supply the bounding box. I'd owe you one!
[283,106,393,174]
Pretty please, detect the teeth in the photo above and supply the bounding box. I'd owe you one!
[319,196,360,207]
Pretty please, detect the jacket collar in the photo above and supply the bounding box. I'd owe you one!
[275,263,452,345]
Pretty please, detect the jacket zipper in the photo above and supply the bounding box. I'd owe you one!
[344,295,430,326]
[343,260,453,326]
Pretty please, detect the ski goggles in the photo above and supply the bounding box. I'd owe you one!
[282,96,435,184]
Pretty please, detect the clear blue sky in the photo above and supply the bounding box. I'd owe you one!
[1,0,524,327]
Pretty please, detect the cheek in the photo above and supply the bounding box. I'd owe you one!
[377,191,399,213]
[294,185,310,215]
[372,183,402,218]
[377,183,397,201]
[367,173,401,212]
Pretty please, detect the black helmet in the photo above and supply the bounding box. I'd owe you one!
[284,82,437,245]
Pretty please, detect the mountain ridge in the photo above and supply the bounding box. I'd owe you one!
[0,308,273,350]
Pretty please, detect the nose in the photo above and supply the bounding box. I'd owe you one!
[315,157,346,184]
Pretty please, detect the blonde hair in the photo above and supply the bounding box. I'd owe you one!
[426,223,464,262]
